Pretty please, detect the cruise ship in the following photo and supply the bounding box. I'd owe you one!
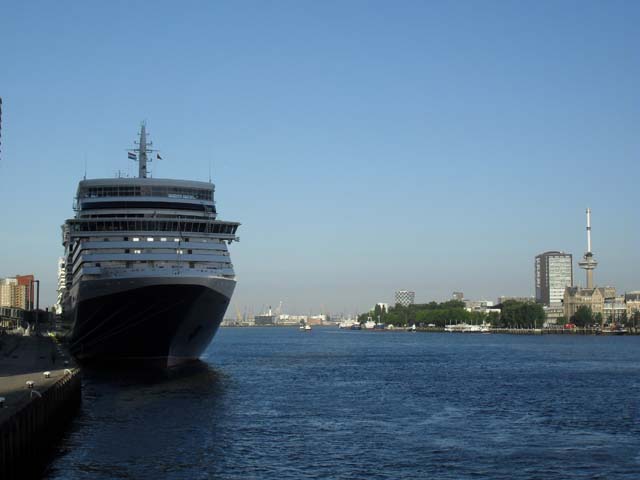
[59,124,240,366]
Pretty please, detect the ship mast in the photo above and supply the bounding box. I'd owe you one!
[138,123,148,178]
[131,122,154,178]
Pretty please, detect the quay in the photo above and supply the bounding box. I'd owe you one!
[0,332,81,480]
[413,326,638,335]
[345,325,639,335]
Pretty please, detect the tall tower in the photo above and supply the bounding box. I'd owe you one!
[578,208,597,288]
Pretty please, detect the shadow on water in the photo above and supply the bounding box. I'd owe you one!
[80,359,227,391]
[44,361,231,479]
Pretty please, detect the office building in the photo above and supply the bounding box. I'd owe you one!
[535,251,573,306]
[395,290,415,307]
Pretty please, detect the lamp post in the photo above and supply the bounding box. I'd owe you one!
[28,279,40,332]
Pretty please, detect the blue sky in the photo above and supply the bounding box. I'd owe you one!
[1,1,638,315]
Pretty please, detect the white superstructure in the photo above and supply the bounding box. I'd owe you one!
[61,177,238,296]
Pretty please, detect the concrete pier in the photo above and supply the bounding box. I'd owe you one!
[0,333,81,480]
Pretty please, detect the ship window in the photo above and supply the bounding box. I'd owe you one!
[147,237,154,242]
[184,238,190,242]
[96,263,101,267]
[124,237,128,241]
[174,238,180,242]
[133,237,140,242]
[160,237,167,242]
[189,262,195,268]
[133,249,142,254]
[125,249,130,254]
[188,249,193,254]
[177,249,184,254]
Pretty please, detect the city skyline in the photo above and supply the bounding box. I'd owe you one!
[1,1,639,314]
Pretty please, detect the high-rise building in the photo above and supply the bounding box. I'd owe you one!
[0,275,34,310]
[395,290,415,307]
[535,251,573,306]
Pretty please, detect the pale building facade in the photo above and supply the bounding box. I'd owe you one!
[563,286,616,319]
[535,251,573,306]
[625,292,640,317]
[0,277,30,310]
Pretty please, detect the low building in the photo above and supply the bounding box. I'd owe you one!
[543,305,565,326]
[625,292,640,317]
[464,300,494,312]
[306,314,327,326]
[276,314,307,326]
[563,286,616,319]
[604,296,627,323]
[452,292,464,301]
[254,314,276,326]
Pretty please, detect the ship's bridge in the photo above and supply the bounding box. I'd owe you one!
[76,178,216,217]
[77,178,214,201]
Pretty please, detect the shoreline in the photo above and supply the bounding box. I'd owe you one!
[0,333,81,480]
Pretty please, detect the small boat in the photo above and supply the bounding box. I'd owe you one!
[300,324,312,331]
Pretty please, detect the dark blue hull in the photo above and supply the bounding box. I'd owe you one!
[68,283,231,367]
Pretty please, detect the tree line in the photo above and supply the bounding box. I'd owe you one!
[359,299,545,328]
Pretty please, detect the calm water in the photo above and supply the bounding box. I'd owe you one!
[46,328,640,479]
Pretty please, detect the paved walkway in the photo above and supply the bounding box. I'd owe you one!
[0,333,76,423]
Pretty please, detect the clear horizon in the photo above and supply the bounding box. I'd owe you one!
[1,1,638,315]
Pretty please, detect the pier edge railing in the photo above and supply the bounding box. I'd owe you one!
[0,369,81,480]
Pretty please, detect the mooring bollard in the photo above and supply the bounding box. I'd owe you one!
[0,396,5,408]
[43,371,51,379]
[26,381,35,389]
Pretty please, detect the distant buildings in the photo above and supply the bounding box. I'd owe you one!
[560,208,627,324]
[563,286,616,319]
[0,275,34,310]
[394,290,415,307]
[464,299,498,313]
[452,292,464,301]
[253,314,275,325]
[535,251,573,306]
[625,292,640,318]
[55,257,66,314]
[376,303,389,312]
[498,296,535,305]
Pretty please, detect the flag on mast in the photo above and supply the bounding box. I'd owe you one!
[156,153,162,160]
[128,152,136,160]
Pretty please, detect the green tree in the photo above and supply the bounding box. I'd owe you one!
[499,300,544,328]
[571,306,593,327]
